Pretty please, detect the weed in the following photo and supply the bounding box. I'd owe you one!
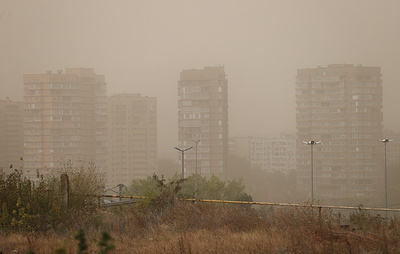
[74,229,88,254]
[98,231,115,254]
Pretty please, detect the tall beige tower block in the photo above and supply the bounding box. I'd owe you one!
[295,64,383,205]
[178,66,229,179]
[23,68,107,178]
[107,93,157,187]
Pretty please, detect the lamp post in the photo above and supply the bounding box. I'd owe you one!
[175,146,193,198]
[378,138,393,218]
[303,140,321,205]
[191,140,201,201]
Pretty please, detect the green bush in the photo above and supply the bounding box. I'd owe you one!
[129,173,253,201]
[0,160,106,232]
[0,168,61,231]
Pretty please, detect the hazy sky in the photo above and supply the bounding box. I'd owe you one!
[1,0,400,158]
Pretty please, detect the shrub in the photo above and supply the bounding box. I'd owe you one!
[0,160,106,232]
[58,159,106,210]
[0,167,61,232]
[349,204,386,231]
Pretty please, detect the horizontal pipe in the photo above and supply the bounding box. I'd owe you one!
[93,195,400,212]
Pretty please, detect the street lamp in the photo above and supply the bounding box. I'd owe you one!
[378,138,394,218]
[175,146,193,198]
[303,140,321,205]
[191,140,201,201]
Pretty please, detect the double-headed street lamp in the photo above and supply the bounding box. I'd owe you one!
[378,138,394,218]
[303,140,321,205]
[175,146,193,198]
[191,140,201,201]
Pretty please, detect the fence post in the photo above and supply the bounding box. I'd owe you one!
[61,174,69,209]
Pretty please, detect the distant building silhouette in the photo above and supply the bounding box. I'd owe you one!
[107,93,157,186]
[295,64,383,204]
[0,99,24,172]
[23,68,107,178]
[229,133,296,174]
[178,66,229,178]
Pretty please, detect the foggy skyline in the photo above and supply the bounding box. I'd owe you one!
[1,1,400,158]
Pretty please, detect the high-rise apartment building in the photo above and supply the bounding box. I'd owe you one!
[23,68,107,178]
[107,93,157,187]
[178,66,228,178]
[229,133,296,174]
[0,99,24,172]
[295,64,383,204]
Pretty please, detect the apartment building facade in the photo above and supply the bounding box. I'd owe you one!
[295,64,383,204]
[383,129,400,166]
[107,93,157,187]
[177,66,229,178]
[0,99,24,172]
[229,133,296,174]
[23,68,107,178]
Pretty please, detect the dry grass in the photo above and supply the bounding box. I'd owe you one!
[1,200,400,253]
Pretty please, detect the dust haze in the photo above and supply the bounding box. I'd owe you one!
[1,0,400,158]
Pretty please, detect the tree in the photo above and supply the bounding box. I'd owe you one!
[129,173,252,202]
[129,174,179,197]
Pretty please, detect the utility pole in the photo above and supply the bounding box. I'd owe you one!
[303,140,321,205]
[175,146,193,198]
[378,138,393,219]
